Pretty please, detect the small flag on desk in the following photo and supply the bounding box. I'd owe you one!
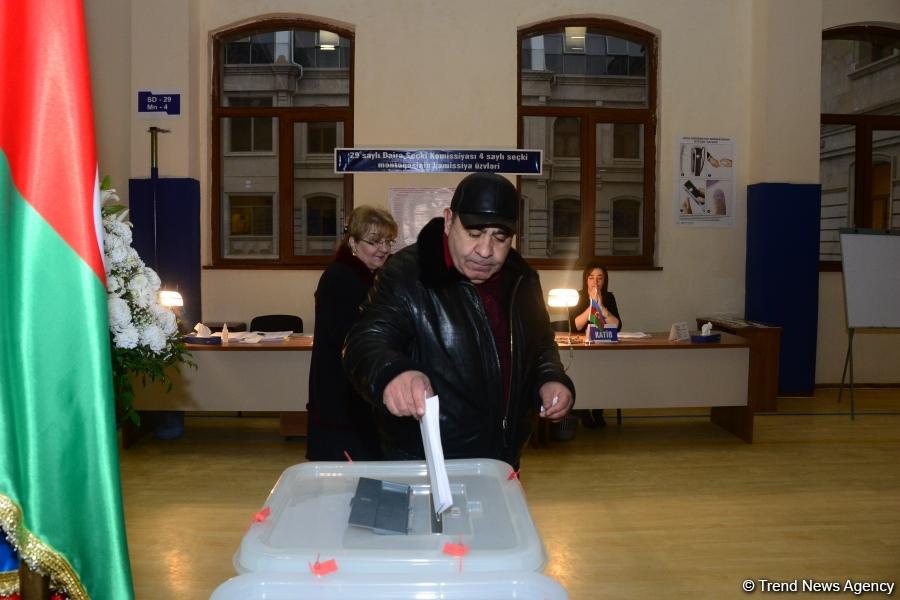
[588,298,606,328]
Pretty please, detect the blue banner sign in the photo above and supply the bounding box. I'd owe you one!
[334,148,542,175]
[138,91,181,116]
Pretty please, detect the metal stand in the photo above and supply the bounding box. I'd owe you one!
[558,321,575,372]
[147,126,170,272]
[837,328,856,420]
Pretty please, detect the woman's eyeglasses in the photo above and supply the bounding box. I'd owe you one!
[359,238,395,249]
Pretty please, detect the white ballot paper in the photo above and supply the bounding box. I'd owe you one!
[617,331,651,339]
[419,395,453,516]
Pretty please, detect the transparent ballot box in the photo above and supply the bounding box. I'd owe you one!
[219,459,567,598]
[210,570,568,600]
[233,459,547,575]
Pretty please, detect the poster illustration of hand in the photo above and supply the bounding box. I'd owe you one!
[676,136,735,227]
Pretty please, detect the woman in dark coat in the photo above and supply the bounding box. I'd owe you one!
[568,262,622,428]
[306,206,398,460]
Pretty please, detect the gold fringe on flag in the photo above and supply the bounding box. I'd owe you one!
[0,569,18,596]
[0,494,88,600]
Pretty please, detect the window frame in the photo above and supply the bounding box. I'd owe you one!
[222,192,278,259]
[820,25,900,272]
[518,18,657,270]
[211,19,354,268]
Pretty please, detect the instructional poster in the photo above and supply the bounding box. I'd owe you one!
[675,136,735,227]
[388,187,454,251]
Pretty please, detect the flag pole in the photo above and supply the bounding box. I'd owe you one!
[18,561,49,600]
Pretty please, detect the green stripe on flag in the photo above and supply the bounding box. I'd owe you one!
[0,153,133,599]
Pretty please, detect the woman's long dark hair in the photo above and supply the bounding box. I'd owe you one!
[580,262,610,295]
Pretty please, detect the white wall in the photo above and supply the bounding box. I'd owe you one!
[749,0,823,183]
[85,0,131,193]
[87,0,900,384]
[130,0,192,177]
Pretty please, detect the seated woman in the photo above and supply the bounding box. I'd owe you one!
[568,262,622,428]
[307,206,398,460]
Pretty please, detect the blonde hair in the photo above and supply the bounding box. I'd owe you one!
[342,206,398,247]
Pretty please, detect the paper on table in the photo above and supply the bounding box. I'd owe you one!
[253,331,293,341]
[419,395,453,516]
[237,334,263,344]
[616,331,651,339]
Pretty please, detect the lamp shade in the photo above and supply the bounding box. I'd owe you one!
[158,290,184,308]
[547,288,579,308]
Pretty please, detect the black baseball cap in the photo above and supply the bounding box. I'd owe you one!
[449,173,519,233]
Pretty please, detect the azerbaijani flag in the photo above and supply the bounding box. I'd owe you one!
[588,298,606,328]
[0,1,134,598]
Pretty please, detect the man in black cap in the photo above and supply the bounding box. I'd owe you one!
[343,172,574,470]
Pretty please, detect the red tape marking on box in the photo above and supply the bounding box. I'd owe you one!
[253,506,271,523]
[309,554,338,577]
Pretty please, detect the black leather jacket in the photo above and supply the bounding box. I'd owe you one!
[343,217,575,468]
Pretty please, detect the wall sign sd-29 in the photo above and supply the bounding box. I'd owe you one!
[137,91,181,116]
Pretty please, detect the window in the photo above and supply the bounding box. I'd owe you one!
[519,19,656,267]
[293,29,351,69]
[306,121,337,154]
[613,123,641,159]
[305,196,338,236]
[551,198,580,257]
[820,26,900,267]
[293,195,340,255]
[854,39,899,70]
[224,194,277,259]
[612,197,641,255]
[225,32,279,65]
[553,117,580,157]
[212,19,353,266]
[225,97,274,153]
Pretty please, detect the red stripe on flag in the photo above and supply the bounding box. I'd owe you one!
[0,0,104,281]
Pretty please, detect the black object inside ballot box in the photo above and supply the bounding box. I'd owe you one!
[348,477,412,535]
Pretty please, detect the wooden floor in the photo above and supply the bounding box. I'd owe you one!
[120,388,900,599]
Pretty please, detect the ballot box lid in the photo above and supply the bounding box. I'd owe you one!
[234,459,547,575]
[210,570,568,600]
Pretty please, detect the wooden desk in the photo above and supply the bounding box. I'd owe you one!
[556,332,752,441]
[133,336,313,436]
[135,332,752,441]
[696,317,782,412]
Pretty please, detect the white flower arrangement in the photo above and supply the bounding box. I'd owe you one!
[100,182,192,424]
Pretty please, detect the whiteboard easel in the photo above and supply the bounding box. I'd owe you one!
[838,229,900,418]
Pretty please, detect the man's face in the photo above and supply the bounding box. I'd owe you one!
[444,208,513,284]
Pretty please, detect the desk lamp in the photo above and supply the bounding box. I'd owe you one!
[158,290,183,308]
[159,290,188,333]
[547,288,579,344]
